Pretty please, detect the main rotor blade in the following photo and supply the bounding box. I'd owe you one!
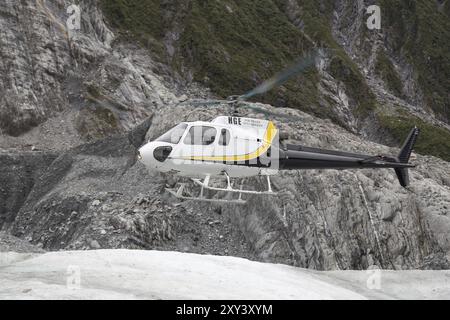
[181,99,231,106]
[239,51,317,101]
[240,103,305,123]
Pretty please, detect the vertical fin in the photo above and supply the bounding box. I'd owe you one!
[394,127,420,187]
[398,127,420,163]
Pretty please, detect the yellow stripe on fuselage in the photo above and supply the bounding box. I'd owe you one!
[184,121,278,162]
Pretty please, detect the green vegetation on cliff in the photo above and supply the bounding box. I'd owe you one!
[99,0,377,118]
[100,0,165,57]
[379,0,450,122]
[273,0,377,117]
[329,55,377,116]
[375,49,404,97]
[99,0,449,161]
[101,0,321,114]
[378,112,450,161]
[179,0,318,110]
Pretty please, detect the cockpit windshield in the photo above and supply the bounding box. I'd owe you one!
[155,123,188,144]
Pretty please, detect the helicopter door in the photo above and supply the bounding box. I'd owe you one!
[215,128,232,163]
[181,125,218,161]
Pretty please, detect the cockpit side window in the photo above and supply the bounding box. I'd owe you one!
[219,129,231,146]
[155,123,188,144]
[184,126,217,145]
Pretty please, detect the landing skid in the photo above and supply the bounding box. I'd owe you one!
[165,174,277,205]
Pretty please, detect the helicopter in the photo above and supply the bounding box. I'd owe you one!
[137,51,419,204]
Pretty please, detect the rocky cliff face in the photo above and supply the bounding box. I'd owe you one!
[1,1,449,270]
[0,0,183,146]
[0,151,57,229]
[2,103,450,270]
[1,0,448,158]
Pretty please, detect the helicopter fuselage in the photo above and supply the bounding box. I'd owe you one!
[138,116,279,178]
[138,115,418,188]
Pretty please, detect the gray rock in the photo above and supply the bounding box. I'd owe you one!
[0,232,45,253]
[90,240,101,249]
[92,200,101,207]
[0,151,58,230]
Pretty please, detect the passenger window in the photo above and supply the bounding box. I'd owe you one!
[184,126,217,145]
[219,129,231,146]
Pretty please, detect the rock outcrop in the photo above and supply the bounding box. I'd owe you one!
[0,0,181,145]
[0,151,57,229]
[3,103,450,270]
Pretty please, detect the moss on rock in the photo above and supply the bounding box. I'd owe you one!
[76,105,121,142]
[377,111,450,161]
[329,55,377,117]
[375,49,404,97]
[379,0,450,122]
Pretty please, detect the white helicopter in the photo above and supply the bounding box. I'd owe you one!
[138,53,419,204]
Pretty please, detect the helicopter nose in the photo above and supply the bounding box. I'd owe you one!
[138,142,173,170]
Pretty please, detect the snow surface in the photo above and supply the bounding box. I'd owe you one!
[0,250,449,300]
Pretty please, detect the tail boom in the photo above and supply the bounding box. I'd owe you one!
[278,127,419,187]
